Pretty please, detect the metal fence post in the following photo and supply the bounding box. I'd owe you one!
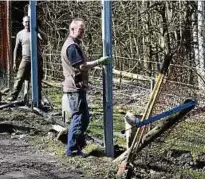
[101,0,114,158]
[30,0,39,107]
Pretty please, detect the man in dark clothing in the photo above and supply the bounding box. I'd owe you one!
[8,16,43,102]
[61,18,110,157]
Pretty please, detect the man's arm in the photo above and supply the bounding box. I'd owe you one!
[79,60,98,71]
[67,44,110,71]
[79,56,110,71]
[13,33,21,71]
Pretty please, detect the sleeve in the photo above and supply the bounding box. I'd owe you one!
[15,32,21,46]
[66,44,85,66]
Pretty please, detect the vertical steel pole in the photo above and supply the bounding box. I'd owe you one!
[6,0,11,88]
[101,0,114,157]
[30,0,39,107]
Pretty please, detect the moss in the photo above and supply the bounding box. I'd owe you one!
[181,169,205,179]
[169,119,205,157]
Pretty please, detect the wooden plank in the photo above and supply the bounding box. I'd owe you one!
[94,66,154,81]
[0,101,24,110]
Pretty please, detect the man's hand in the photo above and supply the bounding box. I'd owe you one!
[13,63,17,72]
[80,56,111,71]
[97,56,111,65]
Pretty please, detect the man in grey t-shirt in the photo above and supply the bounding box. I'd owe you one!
[8,16,43,102]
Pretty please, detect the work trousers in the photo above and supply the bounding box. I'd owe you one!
[11,57,43,100]
[64,91,90,155]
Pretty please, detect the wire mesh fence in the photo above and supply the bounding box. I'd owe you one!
[35,1,205,149]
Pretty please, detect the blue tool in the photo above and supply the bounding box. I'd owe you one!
[121,100,196,134]
[136,100,196,128]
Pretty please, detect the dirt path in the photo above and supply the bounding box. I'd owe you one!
[0,133,84,179]
[0,107,86,179]
[0,108,117,179]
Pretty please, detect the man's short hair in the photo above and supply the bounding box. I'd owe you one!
[69,18,85,31]
[23,16,30,21]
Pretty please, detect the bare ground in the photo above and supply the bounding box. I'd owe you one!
[0,108,85,179]
[0,107,117,179]
[0,134,84,179]
[0,105,205,179]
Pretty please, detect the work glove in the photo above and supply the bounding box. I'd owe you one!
[97,56,111,65]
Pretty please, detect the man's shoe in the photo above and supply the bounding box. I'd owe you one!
[79,140,87,150]
[77,150,88,158]
[66,150,88,158]
[78,135,87,149]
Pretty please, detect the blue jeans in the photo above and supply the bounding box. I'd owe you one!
[65,91,90,155]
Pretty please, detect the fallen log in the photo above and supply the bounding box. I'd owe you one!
[0,101,24,110]
[26,107,104,146]
[52,124,104,146]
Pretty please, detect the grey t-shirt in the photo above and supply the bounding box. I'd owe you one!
[16,29,30,58]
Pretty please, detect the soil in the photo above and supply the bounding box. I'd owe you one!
[0,134,84,179]
[0,106,205,179]
[0,108,84,179]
